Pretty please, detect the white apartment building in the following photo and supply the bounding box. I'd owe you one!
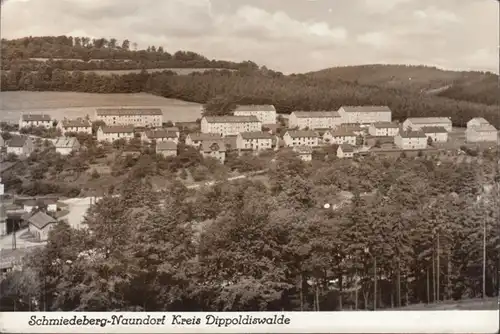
[337,106,392,125]
[57,119,92,135]
[53,137,81,155]
[323,130,357,146]
[200,116,261,136]
[421,126,448,143]
[233,105,276,125]
[185,133,223,148]
[402,117,452,132]
[466,118,498,143]
[141,130,179,144]
[282,130,319,147]
[394,130,427,150]
[97,125,135,143]
[368,122,400,137]
[19,114,52,129]
[236,132,273,151]
[293,146,313,162]
[288,111,343,130]
[95,108,163,127]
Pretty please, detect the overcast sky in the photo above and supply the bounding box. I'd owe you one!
[1,0,498,74]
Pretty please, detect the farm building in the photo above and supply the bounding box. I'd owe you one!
[337,106,392,125]
[466,118,498,143]
[201,116,262,136]
[283,130,320,147]
[95,108,163,128]
[97,125,135,143]
[236,132,273,151]
[19,114,52,129]
[402,117,452,132]
[233,104,277,124]
[57,118,92,135]
[288,111,342,130]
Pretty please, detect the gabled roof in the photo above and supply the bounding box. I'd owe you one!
[61,119,91,128]
[372,122,399,129]
[100,125,135,134]
[285,130,319,138]
[165,127,180,132]
[234,105,276,112]
[204,116,260,123]
[201,140,227,153]
[405,117,451,124]
[469,124,497,132]
[27,211,57,229]
[340,106,392,113]
[293,111,340,118]
[96,108,162,116]
[468,117,490,125]
[144,130,177,139]
[421,126,448,134]
[293,146,313,154]
[53,137,79,148]
[7,135,29,148]
[339,144,354,152]
[399,130,427,138]
[325,129,356,137]
[239,131,273,140]
[22,114,51,122]
[156,141,177,151]
[187,133,222,141]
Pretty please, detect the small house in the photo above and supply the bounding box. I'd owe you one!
[6,136,34,156]
[97,125,135,143]
[236,131,273,151]
[402,117,452,132]
[283,130,319,147]
[26,211,57,242]
[185,133,222,148]
[200,140,226,164]
[368,122,400,137]
[323,129,357,146]
[165,127,180,138]
[395,129,427,150]
[156,141,178,158]
[57,118,92,135]
[466,118,498,143]
[421,126,448,144]
[293,146,313,161]
[141,130,179,144]
[337,144,355,158]
[53,137,80,155]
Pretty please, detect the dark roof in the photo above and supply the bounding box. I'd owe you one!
[293,146,313,154]
[165,127,180,132]
[234,104,276,112]
[326,130,356,137]
[7,135,28,148]
[340,106,392,113]
[61,119,91,127]
[421,126,448,134]
[339,144,354,152]
[372,122,399,129]
[100,125,135,134]
[156,141,177,151]
[405,117,451,124]
[187,133,222,141]
[22,114,51,122]
[204,116,260,123]
[96,108,162,116]
[201,140,227,153]
[27,211,56,229]
[286,130,319,138]
[399,130,427,138]
[293,111,340,118]
[338,124,363,132]
[240,131,273,140]
[145,130,177,139]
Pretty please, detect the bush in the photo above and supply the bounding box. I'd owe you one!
[90,169,100,179]
[191,165,210,182]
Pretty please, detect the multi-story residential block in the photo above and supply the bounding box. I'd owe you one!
[19,114,52,129]
[200,140,226,164]
[141,130,179,144]
[323,129,357,146]
[95,108,163,127]
[337,144,354,158]
[6,136,34,156]
[293,146,313,162]
[466,118,498,143]
[288,111,342,130]
[185,133,222,148]
[337,106,392,125]
[200,116,261,136]
[233,105,276,125]
[421,126,448,143]
[53,137,80,155]
[236,132,273,151]
[97,125,135,143]
[57,119,92,135]
[282,130,319,147]
[394,130,427,150]
[402,117,452,132]
[368,122,400,137]
[156,141,178,158]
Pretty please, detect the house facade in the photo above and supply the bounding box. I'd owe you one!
[53,137,81,155]
[201,116,262,136]
[19,114,52,129]
[156,141,178,158]
[288,111,342,130]
[368,122,400,137]
[26,211,57,242]
[57,119,92,135]
[236,132,273,151]
[323,130,356,146]
[97,126,135,142]
[395,130,427,150]
[466,118,498,143]
[421,127,448,143]
[141,130,179,144]
[337,106,392,125]
[337,144,354,158]
[185,133,222,148]
[283,130,319,147]
[6,136,34,156]
[233,105,276,124]
[402,117,452,132]
[95,108,163,127]
[293,146,313,161]
[200,140,226,164]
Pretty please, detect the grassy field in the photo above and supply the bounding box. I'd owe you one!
[0,91,203,123]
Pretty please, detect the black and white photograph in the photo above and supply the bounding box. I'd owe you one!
[0,0,498,332]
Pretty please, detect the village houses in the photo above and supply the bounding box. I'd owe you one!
[53,137,80,155]
[293,146,313,162]
[402,117,452,132]
[288,111,342,130]
[236,132,273,151]
[200,140,226,164]
[95,108,163,127]
[233,105,277,125]
[165,127,180,138]
[200,116,262,136]
[156,141,178,158]
[283,130,320,147]
[97,125,135,143]
[337,106,392,125]
[141,130,179,144]
[322,129,357,146]
[57,118,92,135]
[421,127,449,143]
[337,144,355,158]
[368,122,400,137]
[185,133,222,148]
[6,136,34,156]
[19,114,52,129]
[466,118,498,143]
[26,211,57,242]
[395,130,428,150]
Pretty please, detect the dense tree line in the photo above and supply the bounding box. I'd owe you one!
[0,152,498,311]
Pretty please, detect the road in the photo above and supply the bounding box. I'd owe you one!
[0,228,46,250]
